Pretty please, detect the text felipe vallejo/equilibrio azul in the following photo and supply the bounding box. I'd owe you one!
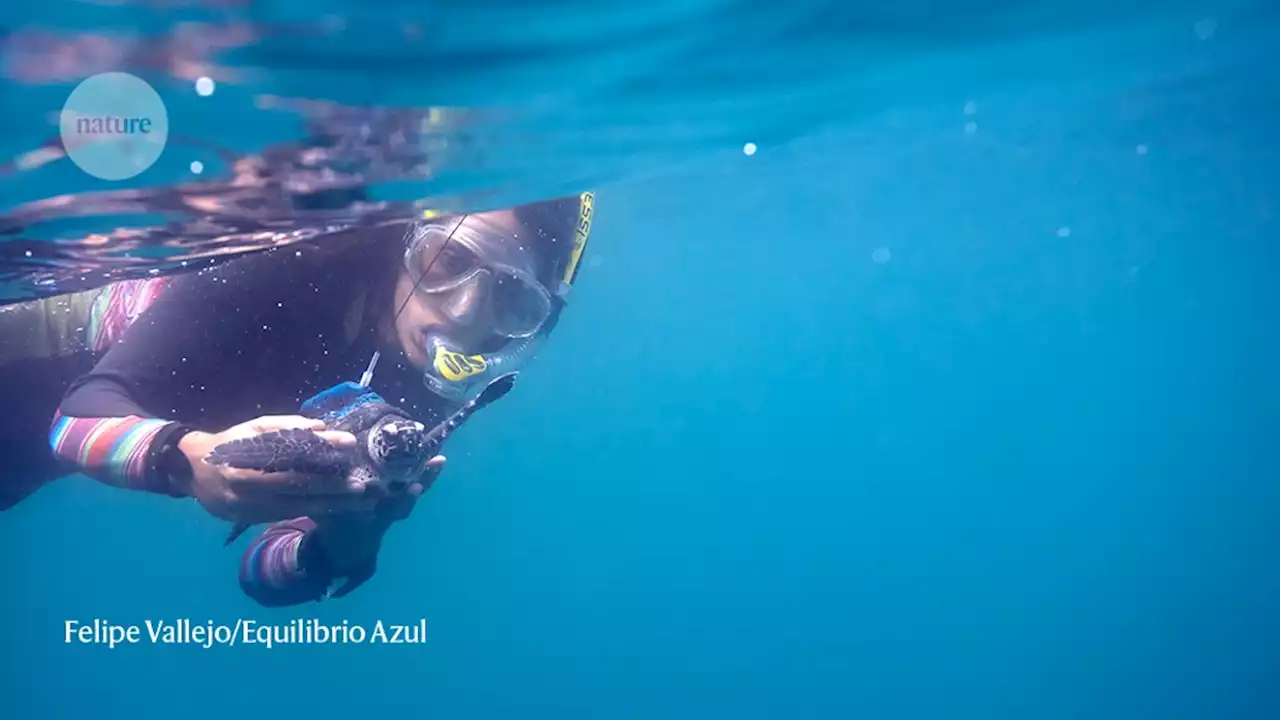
[65,618,427,649]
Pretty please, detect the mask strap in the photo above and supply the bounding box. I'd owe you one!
[359,215,468,388]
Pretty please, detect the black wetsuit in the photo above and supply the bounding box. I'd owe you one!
[2,230,455,605]
[68,235,445,434]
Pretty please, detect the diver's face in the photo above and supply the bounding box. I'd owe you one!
[389,209,531,369]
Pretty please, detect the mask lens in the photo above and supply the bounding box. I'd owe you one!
[405,223,554,338]
[407,227,484,290]
[490,269,552,337]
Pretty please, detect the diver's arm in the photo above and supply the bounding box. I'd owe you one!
[238,518,338,607]
[47,408,192,496]
[238,482,425,605]
[51,249,331,496]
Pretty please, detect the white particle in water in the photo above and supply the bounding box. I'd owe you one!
[24,250,31,257]
[195,77,216,96]
[743,142,757,156]
[964,122,978,135]
[190,161,204,174]
[1194,18,1217,40]
[871,247,891,264]
[963,101,977,116]
[1057,227,1072,238]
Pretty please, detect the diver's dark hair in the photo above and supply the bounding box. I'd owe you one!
[511,194,584,287]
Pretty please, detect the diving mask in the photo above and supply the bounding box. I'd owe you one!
[383,192,593,404]
[403,217,554,339]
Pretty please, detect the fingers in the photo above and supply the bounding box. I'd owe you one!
[238,493,379,526]
[377,484,420,520]
[422,454,446,479]
[225,451,445,525]
[238,415,356,448]
[294,494,379,518]
[315,430,357,448]
[226,468,363,496]
[417,455,446,492]
[244,415,325,433]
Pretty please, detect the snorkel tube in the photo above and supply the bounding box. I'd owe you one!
[422,328,545,403]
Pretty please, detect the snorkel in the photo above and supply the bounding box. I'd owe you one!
[422,328,544,403]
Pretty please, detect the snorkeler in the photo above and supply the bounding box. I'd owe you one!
[0,192,595,605]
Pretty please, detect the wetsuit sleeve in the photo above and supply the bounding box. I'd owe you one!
[239,518,336,607]
[52,249,337,495]
[47,410,180,494]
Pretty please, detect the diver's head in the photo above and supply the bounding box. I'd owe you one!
[388,192,593,402]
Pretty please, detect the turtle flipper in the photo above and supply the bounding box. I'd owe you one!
[204,428,353,475]
[473,372,518,409]
[420,372,519,448]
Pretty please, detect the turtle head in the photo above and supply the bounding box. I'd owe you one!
[366,416,431,486]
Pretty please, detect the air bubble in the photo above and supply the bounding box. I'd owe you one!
[1194,18,1217,40]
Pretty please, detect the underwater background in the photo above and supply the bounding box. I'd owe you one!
[2,1,1279,718]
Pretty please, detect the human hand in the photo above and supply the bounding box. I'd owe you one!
[312,455,446,572]
[178,415,375,526]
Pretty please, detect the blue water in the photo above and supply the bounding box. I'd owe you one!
[3,1,1280,718]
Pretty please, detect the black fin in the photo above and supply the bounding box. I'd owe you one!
[224,522,252,546]
[329,556,377,599]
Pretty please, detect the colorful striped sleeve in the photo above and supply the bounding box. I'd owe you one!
[48,410,176,494]
[239,518,335,607]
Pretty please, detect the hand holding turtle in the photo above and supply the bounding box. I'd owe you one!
[199,372,516,544]
[177,414,375,526]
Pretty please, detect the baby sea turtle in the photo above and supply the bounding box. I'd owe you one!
[206,372,517,544]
